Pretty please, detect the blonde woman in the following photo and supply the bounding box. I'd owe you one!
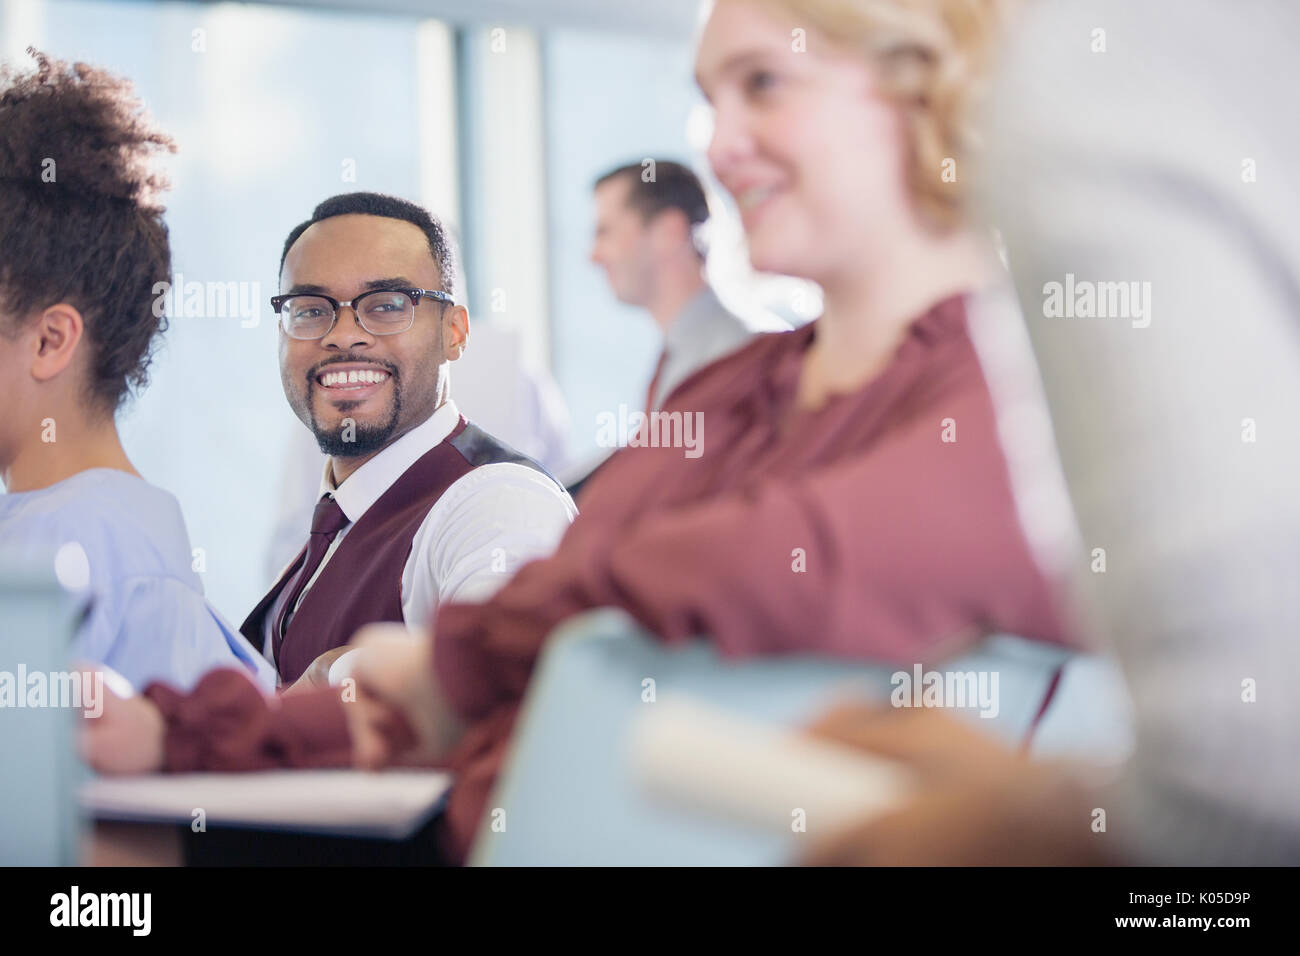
[87,0,1072,864]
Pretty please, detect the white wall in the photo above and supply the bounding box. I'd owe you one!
[543,27,703,459]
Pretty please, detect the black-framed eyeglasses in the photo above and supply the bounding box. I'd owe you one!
[271,287,454,340]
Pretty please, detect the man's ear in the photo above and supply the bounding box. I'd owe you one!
[649,208,692,256]
[30,303,85,384]
[443,304,469,361]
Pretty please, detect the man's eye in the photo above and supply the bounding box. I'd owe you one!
[745,70,779,96]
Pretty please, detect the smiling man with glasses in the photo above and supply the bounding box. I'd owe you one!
[246,192,577,690]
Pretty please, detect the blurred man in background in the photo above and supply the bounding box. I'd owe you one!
[590,160,788,414]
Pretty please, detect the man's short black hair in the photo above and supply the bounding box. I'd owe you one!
[594,160,710,229]
[280,191,455,293]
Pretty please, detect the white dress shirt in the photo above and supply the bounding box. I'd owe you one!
[263,398,577,659]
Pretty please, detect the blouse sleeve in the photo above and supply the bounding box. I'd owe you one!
[435,376,1068,722]
[143,670,352,772]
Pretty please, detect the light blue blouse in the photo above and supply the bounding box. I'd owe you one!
[0,469,275,692]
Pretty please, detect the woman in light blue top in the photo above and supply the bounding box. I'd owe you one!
[0,51,273,692]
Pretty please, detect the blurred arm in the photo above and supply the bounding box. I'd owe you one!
[143,670,351,771]
[979,0,1300,863]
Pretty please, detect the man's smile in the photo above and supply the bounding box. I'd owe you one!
[310,362,394,401]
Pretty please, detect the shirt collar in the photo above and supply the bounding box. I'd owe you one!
[318,398,461,524]
[663,285,722,355]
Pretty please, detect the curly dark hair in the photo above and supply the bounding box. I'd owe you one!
[0,48,175,413]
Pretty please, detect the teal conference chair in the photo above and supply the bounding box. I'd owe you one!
[0,557,85,865]
[469,608,1130,865]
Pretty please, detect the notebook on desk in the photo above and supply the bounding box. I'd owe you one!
[82,768,452,840]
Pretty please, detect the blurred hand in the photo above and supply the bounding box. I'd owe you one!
[800,704,1101,866]
[80,684,166,775]
[341,623,450,770]
[284,645,352,696]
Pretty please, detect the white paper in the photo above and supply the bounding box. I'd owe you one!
[628,696,914,835]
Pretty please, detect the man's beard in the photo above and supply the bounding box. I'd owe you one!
[309,385,403,457]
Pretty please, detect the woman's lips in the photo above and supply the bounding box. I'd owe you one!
[737,184,782,229]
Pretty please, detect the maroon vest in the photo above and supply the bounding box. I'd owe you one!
[242,416,557,684]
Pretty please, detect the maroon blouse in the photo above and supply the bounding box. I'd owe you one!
[144,295,1072,863]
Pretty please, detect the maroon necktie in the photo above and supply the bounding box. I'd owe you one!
[644,350,669,414]
[272,494,349,664]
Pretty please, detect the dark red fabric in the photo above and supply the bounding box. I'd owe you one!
[144,670,352,771]
[430,297,1075,859]
[1022,665,1067,752]
[644,348,669,414]
[271,495,348,669]
[241,417,474,684]
[432,702,521,864]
